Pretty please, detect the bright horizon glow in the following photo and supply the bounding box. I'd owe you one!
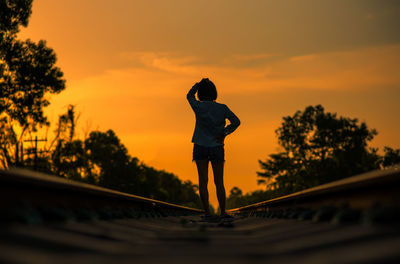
[19,0,400,208]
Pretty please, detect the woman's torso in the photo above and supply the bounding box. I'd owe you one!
[192,101,226,147]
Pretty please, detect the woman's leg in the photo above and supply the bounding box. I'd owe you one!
[211,160,226,215]
[195,160,210,214]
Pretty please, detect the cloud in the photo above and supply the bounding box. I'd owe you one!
[121,52,200,75]
[290,54,317,62]
[230,53,279,61]
[282,45,400,90]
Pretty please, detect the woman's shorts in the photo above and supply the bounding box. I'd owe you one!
[193,144,225,162]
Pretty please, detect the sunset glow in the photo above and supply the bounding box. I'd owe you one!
[20,0,400,207]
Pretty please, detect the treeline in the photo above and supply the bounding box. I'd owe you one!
[227,105,400,209]
[0,1,201,209]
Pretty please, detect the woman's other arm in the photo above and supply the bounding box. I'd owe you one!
[224,105,241,136]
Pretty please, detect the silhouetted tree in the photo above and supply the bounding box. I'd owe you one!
[84,130,141,192]
[382,147,400,168]
[0,1,32,37]
[83,130,201,207]
[230,186,243,196]
[0,0,65,168]
[52,139,88,181]
[49,105,91,180]
[226,187,243,209]
[137,164,201,207]
[258,105,381,194]
[226,187,276,209]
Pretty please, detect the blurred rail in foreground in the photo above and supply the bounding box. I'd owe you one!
[1,168,399,264]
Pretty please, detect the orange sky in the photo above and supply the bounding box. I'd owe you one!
[19,0,400,207]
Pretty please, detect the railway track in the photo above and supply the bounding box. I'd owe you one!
[229,166,400,225]
[1,167,399,263]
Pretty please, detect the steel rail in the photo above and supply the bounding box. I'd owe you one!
[0,168,202,223]
[228,166,400,216]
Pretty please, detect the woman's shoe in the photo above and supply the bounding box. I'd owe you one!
[220,213,235,221]
[200,213,220,222]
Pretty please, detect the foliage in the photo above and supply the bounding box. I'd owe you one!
[382,147,400,168]
[0,0,32,35]
[50,128,201,208]
[138,165,201,208]
[226,187,278,210]
[226,139,400,209]
[257,105,399,197]
[0,0,65,168]
[84,130,142,192]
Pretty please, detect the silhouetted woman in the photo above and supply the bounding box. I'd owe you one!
[187,78,240,219]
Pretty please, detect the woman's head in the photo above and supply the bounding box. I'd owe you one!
[197,78,217,101]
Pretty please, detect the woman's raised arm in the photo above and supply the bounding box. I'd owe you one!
[187,82,199,111]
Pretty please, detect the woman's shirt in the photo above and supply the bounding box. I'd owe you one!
[187,86,240,147]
